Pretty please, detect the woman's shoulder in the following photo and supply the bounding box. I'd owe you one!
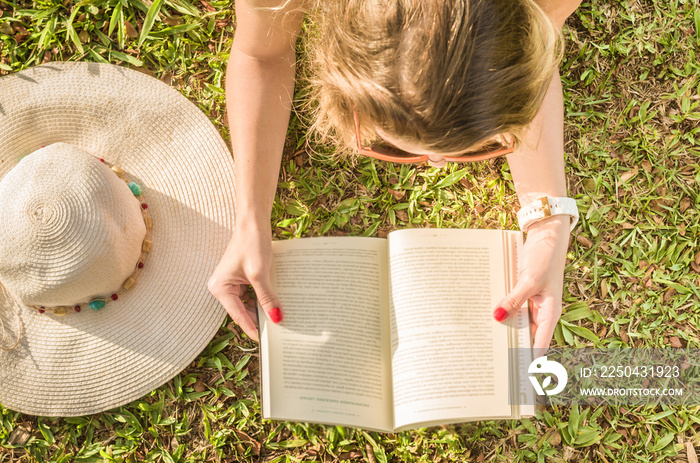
[534,0,583,28]
[242,0,311,10]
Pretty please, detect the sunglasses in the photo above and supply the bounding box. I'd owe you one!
[353,110,515,164]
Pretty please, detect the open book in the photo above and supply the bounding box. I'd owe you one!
[259,228,534,432]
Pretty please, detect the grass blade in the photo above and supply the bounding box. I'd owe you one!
[65,2,87,55]
[108,1,122,37]
[138,0,165,47]
[111,50,143,67]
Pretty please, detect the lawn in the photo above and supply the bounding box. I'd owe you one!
[1,0,700,461]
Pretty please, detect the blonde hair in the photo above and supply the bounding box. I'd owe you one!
[307,0,562,154]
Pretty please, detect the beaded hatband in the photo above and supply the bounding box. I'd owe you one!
[30,159,152,316]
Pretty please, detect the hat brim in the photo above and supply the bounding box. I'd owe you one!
[0,62,235,416]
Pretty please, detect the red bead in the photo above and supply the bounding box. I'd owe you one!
[99,158,105,163]
[111,294,119,301]
[74,305,81,312]
[38,309,45,314]
[141,203,148,209]
[137,262,144,269]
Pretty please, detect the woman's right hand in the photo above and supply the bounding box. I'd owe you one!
[208,224,283,342]
[214,0,304,340]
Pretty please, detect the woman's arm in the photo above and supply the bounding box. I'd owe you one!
[493,0,582,352]
[497,72,570,350]
[208,0,306,340]
[228,0,305,224]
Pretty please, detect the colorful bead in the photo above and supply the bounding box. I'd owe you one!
[128,182,142,196]
[142,240,152,252]
[124,278,136,290]
[137,262,144,269]
[53,307,67,316]
[74,305,81,312]
[89,299,106,310]
[111,165,125,176]
[99,158,105,163]
[111,294,118,301]
[141,203,148,210]
[38,309,45,314]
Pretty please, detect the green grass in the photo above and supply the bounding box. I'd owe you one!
[1,0,700,461]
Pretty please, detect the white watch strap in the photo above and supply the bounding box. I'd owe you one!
[517,196,579,232]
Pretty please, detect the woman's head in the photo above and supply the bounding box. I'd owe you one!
[308,0,562,159]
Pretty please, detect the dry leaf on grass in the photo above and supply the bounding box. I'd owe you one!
[548,430,562,446]
[680,197,691,213]
[8,426,31,445]
[164,16,183,26]
[688,442,698,463]
[460,177,473,189]
[576,235,593,248]
[235,429,261,455]
[395,210,409,222]
[619,165,639,184]
[200,0,217,12]
[387,188,404,200]
[620,330,629,344]
[125,21,138,38]
[366,444,378,463]
[598,326,607,339]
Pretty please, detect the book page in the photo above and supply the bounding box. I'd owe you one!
[260,237,393,431]
[387,229,518,429]
[506,232,535,417]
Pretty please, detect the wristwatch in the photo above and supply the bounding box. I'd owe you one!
[517,196,579,232]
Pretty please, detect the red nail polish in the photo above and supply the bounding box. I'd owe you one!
[269,307,283,324]
[494,307,508,322]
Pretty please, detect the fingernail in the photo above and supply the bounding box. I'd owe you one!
[494,307,508,322]
[269,307,283,324]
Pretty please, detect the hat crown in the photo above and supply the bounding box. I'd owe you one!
[0,143,146,307]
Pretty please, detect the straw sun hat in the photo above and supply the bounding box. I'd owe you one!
[0,61,235,416]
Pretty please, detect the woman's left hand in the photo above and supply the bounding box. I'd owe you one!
[493,215,571,355]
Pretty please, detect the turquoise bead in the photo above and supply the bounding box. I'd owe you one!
[89,299,106,310]
[129,182,142,196]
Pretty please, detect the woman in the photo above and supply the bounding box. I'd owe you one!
[208,0,583,353]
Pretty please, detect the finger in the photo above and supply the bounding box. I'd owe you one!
[532,298,559,357]
[249,271,284,324]
[528,296,547,338]
[529,299,538,339]
[493,278,535,323]
[212,283,260,342]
